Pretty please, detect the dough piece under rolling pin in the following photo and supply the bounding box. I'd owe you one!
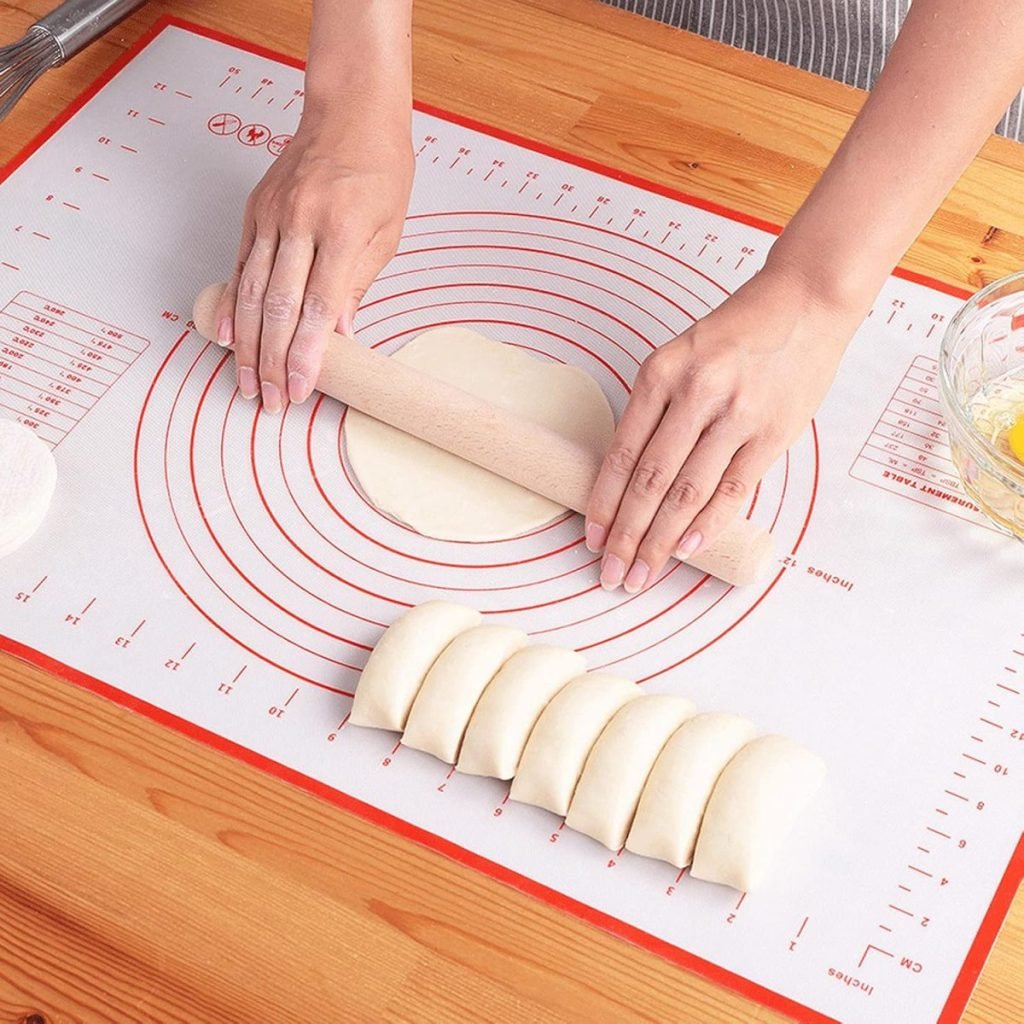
[565,694,697,851]
[625,712,757,868]
[457,645,587,779]
[349,601,481,732]
[690,734,826,891]
[402,624,529,764]
[344,326,615,542]
[0,419,57,559]
[510,674,640,816]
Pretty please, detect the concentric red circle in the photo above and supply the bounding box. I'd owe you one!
[134,211,817,692]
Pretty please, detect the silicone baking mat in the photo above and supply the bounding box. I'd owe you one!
[1,19,1021,1023]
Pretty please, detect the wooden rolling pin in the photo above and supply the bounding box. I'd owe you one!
[193,284,774,586]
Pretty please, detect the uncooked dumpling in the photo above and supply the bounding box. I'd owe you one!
[510,674,639,816]
[625,712,756,868]
[565,694,697,851]
[458,645,587,779]
[402,624,528,763]
[690,734,826,891]
[0,419,57,559]
[343,327,615,541]
[349,601,481,731]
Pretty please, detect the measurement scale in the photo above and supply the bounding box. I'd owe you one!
[0,19,1021,1024]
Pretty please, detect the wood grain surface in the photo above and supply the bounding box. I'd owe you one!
[0,1,1022,1022]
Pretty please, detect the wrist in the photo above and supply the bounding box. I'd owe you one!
[296,76,412,157]
[761,236,881,325]
[303,65,410,125]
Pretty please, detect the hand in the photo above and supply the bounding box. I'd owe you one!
[585,263,861,593]
[215,109,414,412]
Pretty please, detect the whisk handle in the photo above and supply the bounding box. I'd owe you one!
[34,0,148,61]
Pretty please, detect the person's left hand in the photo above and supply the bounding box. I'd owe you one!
[584,262,861,593]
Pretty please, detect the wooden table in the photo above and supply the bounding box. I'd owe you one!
[1,1,1022,1021]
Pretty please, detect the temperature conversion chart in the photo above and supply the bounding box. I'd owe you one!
[1,20,1022,1024]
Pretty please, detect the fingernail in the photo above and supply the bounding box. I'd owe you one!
[216,317,233,347]
[600,553,626,590]
[238,367,258,400]
[623,560,649,595]
[676,531,703,560]
[288,371,309,404]
[585,522,607,553]
[261,381,282,414]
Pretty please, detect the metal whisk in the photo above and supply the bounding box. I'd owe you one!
[0,0,147,122]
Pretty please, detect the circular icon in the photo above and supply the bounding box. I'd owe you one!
[238,123,271,147]
[268,134,293,157]
[207,112,241,137]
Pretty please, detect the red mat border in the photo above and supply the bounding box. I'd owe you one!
[1,15,1018,1024]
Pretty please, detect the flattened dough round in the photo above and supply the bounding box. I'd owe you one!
[0,419,57,559]
[343,327,615,541]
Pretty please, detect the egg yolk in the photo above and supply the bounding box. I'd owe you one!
[1008,414,1024,463]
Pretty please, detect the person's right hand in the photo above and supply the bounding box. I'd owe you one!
[215,110,414,413]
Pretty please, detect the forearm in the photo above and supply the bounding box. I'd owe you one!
[303,0,413,129]
[768,0,1024,317]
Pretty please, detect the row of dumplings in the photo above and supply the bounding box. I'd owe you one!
[350,601,825,891]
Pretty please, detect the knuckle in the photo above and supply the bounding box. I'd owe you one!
[664,476,702,511]
[283,192,316,225]
[608,524,641,549]
[237,274,266,311]
[259,349,284,376]
[288,331,327,372]
[630,461,671,498]
[369,224,403,260]
[321,214,355,243]
[299,291,331,325]
[637,351,669,389]
[603,444,638,477]
[716,476,748,502]
[262,290,298,323]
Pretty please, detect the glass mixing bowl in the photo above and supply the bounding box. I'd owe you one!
[939,269,1024,537]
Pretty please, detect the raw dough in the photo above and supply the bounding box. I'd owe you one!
[0,419,57,559]
[343,326,615,541]
[565,694,697,851]
[349,601,480,731]
[509,674,639,816]
[402,624,529,763]
[625,712,757,868]
[690,734,826,891]
[457,645,587,779]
